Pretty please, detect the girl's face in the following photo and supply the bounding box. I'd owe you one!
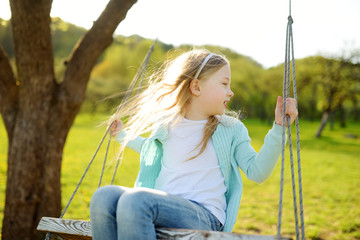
[189,64,234,119]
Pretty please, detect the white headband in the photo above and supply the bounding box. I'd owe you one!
[194,53,214,79]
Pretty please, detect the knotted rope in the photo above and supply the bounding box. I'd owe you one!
[277,1,305,239]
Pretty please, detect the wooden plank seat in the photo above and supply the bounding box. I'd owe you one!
[37,217,292,240]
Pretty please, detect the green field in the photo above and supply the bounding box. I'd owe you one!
[1,114,359,239]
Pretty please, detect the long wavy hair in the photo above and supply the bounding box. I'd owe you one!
[113,49,231,159]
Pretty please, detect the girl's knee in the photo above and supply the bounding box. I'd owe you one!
[90,185,126,213]
[117,189,156,216]
[91,185,113,203]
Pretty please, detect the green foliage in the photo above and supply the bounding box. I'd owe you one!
[51,17,87,59]
[295,56,360,122]
[83,36,173,112]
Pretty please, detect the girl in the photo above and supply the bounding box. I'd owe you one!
[90,49,298,240]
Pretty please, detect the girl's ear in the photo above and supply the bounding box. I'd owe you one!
[190,79,201,96]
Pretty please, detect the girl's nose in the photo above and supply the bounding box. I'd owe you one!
[228,89,234,97]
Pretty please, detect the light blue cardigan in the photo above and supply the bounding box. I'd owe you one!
[117,116,284,232]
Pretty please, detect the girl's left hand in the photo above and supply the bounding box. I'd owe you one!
[108,118,124,137]
[275,96,298,126]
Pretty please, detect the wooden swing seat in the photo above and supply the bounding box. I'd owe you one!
[37,217,291,240]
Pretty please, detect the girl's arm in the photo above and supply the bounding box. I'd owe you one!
[235,96,298,183]
[235,123,283,183]
[109,119,146,153]
[115,132,146,153]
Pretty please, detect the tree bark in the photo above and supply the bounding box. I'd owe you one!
[1,0,137,239]
[0,46,17,138]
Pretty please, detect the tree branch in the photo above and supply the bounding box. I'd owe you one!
[58,0,137,113]
[0,45,18,137]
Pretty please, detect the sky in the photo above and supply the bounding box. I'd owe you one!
[1,0,359,68]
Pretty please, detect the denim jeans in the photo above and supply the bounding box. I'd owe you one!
[90,185,222,240]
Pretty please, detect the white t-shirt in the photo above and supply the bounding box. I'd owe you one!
[154,118,227,224]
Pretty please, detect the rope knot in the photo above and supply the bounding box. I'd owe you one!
[288,16,294,24]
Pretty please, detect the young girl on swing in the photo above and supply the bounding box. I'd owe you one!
[90,49,298,240]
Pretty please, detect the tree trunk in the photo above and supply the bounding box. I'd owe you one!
[0,0,137,239]
[2,2,58,239]
[330,111,335,130]
[338,101,346,128]
[315,111,330,138]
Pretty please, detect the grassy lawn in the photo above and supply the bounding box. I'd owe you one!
[1,114,359,239]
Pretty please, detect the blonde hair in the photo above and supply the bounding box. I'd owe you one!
[113,49,230,159]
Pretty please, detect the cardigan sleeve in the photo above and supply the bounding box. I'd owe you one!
[115,131,147,153]
[234,122,285,183]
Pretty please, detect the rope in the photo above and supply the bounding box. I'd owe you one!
[98,134,112,188]
[110,40,156,184]
[290,17,306,239]
[277,13,290,236]
[277,1,305,239]
[285,16,300,240]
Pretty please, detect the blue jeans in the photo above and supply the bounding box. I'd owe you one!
[90,185,222,240]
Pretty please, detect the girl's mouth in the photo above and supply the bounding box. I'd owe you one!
[224,101,229,108]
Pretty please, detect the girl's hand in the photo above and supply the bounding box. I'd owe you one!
[275,96,298,126]
[108,118,123,137]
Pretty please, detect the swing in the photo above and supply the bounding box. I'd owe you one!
[37,1,304,239]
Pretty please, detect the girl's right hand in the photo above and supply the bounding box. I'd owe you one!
[108,118,123,137]
[275,96,298,126]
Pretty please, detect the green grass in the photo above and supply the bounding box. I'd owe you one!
[1,115,359,240]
